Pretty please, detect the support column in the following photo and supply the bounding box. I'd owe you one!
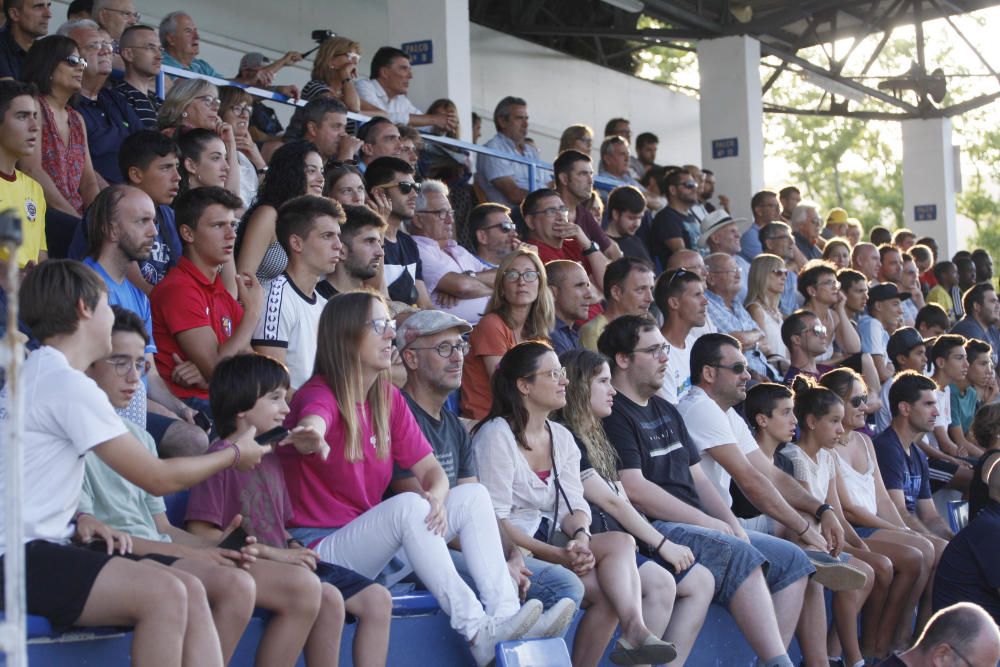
[696,36,765,220]
[901,118,958,259]
[386,0,472,142]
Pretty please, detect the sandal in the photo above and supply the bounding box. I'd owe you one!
[609,635,677,665]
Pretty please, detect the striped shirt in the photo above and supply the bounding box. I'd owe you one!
[113,80,163,130]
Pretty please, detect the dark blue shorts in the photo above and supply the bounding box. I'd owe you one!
[314,561,378,601]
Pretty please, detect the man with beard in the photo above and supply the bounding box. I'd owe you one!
[655,268,708,404]
[85,184,208,456]
[251,196,343,396]
[114,24,164,129]
[468,203,519,269]
[0,0,52,80]
[649,168,699,268]
[553,149,619,260]
[951,282,1000,367]
[318,204,385,298]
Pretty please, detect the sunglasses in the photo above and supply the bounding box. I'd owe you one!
[771,268,788,277]
[710,361,749,375]
[63,54,88,68]
[849,394,868,408]
[375,181,420,195]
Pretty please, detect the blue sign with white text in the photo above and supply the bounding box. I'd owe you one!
[712,138,739,159]
[402,40,433,65]
[914,204,937,221]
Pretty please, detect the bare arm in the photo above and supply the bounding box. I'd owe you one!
[915,498,953,540]
[435,272,494,299]
[831,303,861,354]
[619,467,734,535]
[235,206,277,277]
[886,488,935,534]
[482,354,502,381]
[491,176,528,206]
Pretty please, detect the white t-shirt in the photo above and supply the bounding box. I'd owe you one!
[925,386,951,451]
[659,330,696,404]
[252,273,326,389]
[676,385,759,507]
[0,346,127,553]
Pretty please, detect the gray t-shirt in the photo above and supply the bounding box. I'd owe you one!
[397,392,476,487]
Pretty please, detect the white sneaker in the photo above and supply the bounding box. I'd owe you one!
[523,597,577,639]
[469,599,543,667]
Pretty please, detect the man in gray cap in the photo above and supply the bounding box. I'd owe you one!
[392,310,581,638]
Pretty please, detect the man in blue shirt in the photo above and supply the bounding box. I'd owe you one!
[475,96,541,209]
[545,259,591,355]
[950,282,1000,367]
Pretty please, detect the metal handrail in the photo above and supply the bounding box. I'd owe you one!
[156,65,626,194]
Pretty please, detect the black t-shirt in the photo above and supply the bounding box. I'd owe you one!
[397,392,475,488]
[649,207,693,269]
[315,280,340,300]
[383,230,424,305]
[603,392,704,512]
[730,445,795,519]
[0,28,26,81]
[610,233,654,266]
[970,449,1000,520]
[932,500,1000,625]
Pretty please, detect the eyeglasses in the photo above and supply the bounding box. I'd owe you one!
[195,95,221,108]
[227,103,251,116]
[848,394,868,408]
[502,269,539,283]
[375,181,420,195]
[633,343,670,359]
[325,158,358,169]
[416,208,454,220]
[709,266,742,275]
[408,341,471,358]
[123,43,162,53]
[82,40,115,53]
[677,181,698,189]
[771,268,788,277]
[104,356,150,378]
[103,7,141,20]
[710,361,749,375]
[481,221,515,234]
[529,206,569,218]
[368,318,397,335]
[528,367,567,382]
[63,54,88,68]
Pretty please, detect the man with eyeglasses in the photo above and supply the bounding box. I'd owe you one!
[364,156,433,308]
[522,187,608,318]
[860,283,911,384]
[780,310,835,385]
[90,0,136,71]
[705,253,773,381]
[649,168,700,269]
[61,19,142,184]
[468,203,519,268]
[251,196,343,398]
[84,184,209,457]
[599,316,804,667]
[410,180,494,325]
[395,310,582,638]
[0,0,52,81]
[789,202,823,261]
[114,24,162,129]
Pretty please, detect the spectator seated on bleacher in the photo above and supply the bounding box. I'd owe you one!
[699,210,751,303]
[91,0,138,71]
[0,0,51,80]
[302,35,361,111]
[0,80,47,268]
[396,123,423,177]
[236,141,325,283]
[475,96,540,209]
[317,204,384,299]
[545,259,592,356]
[951,282,1000,362]
[467,202,519,269]
[218,86,266,209]
[279,291,547,667]
[579,257,654,351]
[356,115,402,172]
[114,24,164,130]
[926,260,963,323]
[278,97,360,166]
[597,135,642,190]
[799,260,861,368]
[704,253,772,381]
[356,46,456,133]
[20,35,102,259]
[232,49,301,100]
[790,202,823,262]
[151,187,263,414]
[409,180,493,325]
[552,150,619,261]
[176,127,231,196]
[780,310,833,385]
[759,221,802,317]
[60,19,142,185]
[605,185,652,266]
[877,602,1000,667]
[649,168,700,269]
[655,268,707,404]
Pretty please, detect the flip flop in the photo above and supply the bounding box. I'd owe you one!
[609,635,677,665]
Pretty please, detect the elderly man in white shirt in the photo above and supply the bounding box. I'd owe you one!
[356,46,457,132]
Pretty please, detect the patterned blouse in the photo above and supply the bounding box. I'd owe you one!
[38,96,86,216]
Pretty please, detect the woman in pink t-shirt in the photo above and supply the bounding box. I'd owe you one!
[281,290,545,666]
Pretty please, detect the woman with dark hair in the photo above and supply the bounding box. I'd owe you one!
[473,341,678,667]
[820,368,937,657]
[461,247,554,419]
[280,291,547,666]
[177,128,231,193]
[219,85,266,208]
[558,348,714,665]
[19,35,101,257]
[236,141,325,283]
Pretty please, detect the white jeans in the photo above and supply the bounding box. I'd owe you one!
[315,484,520,640]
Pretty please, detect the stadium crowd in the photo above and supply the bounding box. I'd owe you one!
[2,1,1000,666]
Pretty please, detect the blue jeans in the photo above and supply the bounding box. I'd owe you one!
[449,549,584,610]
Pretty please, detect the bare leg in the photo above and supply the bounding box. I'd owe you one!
[171,559,257,664]
[914,534,947,638]
[245,558,324,667]
[638,560,677,640]
[589,532,665,647]
[772,576,807,648]
[796,581,829,667]
[861,534,926,657]
[830,557,875,666]
[571,568,620,667]
[343,584,392,667]
[664,564,714,665]
[727,568,788,661]
[304,583,345,667]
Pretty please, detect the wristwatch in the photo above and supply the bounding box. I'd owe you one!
[582,241,599,256]
[814,503,834,521]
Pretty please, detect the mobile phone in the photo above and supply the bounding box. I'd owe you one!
[218,525,250,551]
[255,426,289,445]
[193,411,213,433]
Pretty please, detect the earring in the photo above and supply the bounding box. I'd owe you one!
[181,111,188,118]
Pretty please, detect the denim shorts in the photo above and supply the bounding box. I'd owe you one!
[853,525,879,539]
[745,529,815,593]
[652,520,765,607]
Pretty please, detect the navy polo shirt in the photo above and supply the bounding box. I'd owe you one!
[73,87,143,183]
[0,27,27,80]
[549,318,581,355]
[873,426,931,515]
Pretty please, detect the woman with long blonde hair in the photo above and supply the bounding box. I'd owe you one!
[281,290,546,666]
[461,247,555,419]
[745,253,790,371]
[302,36,362,111]
[557,349,714,665]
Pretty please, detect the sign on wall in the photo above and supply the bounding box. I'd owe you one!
[402,40,433,65]
[711,138,739,159]
[914,204,937,221]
